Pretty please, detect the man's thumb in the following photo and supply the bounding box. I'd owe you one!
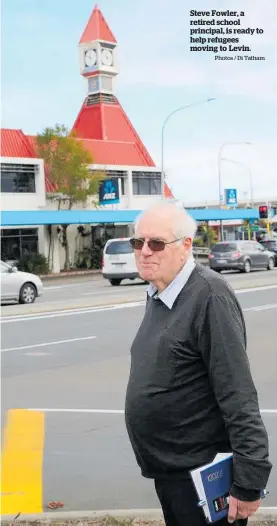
[228,496,238,523]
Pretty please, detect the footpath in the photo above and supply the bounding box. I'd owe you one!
[2,509,277,525]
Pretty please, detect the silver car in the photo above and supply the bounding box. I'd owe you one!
[208,241,275,273]
[1,260,44,304]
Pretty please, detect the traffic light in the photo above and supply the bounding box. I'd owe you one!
[259,205,268,219]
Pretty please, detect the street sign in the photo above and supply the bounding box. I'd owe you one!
[99,178,120,205]
[225,188,237,206]
[242,225,259,232]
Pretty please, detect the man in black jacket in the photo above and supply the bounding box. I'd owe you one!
[125,203,272,526]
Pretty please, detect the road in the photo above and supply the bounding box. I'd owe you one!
[2,268,277,316]
[1,277,277,515]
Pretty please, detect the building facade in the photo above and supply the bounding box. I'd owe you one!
[0,5,173,272]
[0,130,47,263]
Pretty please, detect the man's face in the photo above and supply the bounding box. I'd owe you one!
[134,213,192,288]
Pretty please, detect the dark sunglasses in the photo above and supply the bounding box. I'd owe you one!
[130,237,182,252]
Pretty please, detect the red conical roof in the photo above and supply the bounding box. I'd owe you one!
[79,5,117,44]
[72,95,155,166]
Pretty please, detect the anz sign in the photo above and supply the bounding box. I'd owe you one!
[99,179,120,205]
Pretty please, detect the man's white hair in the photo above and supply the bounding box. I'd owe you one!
[134,202,197,241]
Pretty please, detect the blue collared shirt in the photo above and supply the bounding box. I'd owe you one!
[147,255,196,309]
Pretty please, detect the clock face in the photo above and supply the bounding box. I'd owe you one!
[101,48,113,67]
[85,49,97,67]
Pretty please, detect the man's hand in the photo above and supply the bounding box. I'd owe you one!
[228,496,261,523]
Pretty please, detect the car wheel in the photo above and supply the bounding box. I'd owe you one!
[243,260,251,273]
[267,258,274,270]
[19,282,37,304]
[110,279,122,286]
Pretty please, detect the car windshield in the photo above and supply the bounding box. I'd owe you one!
[106,241,133,255]
[212,243,237,253]
[260,241,277,249]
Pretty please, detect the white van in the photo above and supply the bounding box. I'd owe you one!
[102,238,139,286]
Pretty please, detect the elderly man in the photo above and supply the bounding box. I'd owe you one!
[125,203,271,526]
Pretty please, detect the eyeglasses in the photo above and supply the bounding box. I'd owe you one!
[130,237,182,252]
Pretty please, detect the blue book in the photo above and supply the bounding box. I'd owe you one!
[190,453,267,524]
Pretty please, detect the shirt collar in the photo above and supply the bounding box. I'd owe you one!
[147,255,196,309]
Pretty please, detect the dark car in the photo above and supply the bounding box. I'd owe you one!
[259,239,277,266]
[208,240,275,273]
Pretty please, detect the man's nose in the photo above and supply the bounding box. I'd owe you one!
[141,240,153,256]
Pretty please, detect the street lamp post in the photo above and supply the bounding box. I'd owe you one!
[218,142,251,240]
[161,98,216,199]
[221,157,254,208]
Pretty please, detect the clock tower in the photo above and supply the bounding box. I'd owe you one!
[78,4,118,96]
[71,4,164,178]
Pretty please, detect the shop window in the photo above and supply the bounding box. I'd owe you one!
[1,228,38,261]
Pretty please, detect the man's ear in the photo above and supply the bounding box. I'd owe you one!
[183,237,192,251]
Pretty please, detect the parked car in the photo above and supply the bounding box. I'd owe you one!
[102,238,139,286]
[208,241,275,273]
[1,260,43,303]
[258,239,277,266]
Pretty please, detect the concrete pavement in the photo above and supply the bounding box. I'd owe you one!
[1,286,277,516]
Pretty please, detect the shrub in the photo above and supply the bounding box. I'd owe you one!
[16,253,50,275]
[75,244,103,270]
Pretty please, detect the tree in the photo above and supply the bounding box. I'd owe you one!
[37,124,104,270]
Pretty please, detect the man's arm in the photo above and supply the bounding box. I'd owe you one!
[198,288,272,500]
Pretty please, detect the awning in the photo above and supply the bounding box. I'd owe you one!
[1,209,141,226]
[0,207,259,227]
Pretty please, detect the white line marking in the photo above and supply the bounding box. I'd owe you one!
[28,408,125,414]
[2,298,276,323]
[236,285,277,294]
[0,301,145,323]
[244,303,277,312]
[1,336,96,353]
[1,284,277,323]
[25,352,49,356]
[44,283,89,291]
[26,408,277,414]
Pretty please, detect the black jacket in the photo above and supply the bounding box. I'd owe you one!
[125,264,272,501]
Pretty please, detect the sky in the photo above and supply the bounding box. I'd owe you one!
[1,0,277,204]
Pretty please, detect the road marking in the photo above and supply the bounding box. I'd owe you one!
[1,301,145,323]
[244,303,277,312]
[1,409,44,515]
[236,285,277,294]
[2,296,277,324]
[1,335,97,353]
[28,408,125,414]
[26,408,277,414]
[2,283,277,323]
[25,352,49,356]
[44,283,93,291]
